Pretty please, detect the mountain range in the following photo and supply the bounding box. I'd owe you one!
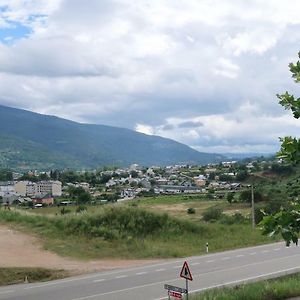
[0,105,225,170]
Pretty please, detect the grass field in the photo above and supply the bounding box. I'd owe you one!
[0,196,278,260]
[191,272,300,300]
[0,268,68,286]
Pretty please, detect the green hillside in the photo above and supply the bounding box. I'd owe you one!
[0,105,224,170]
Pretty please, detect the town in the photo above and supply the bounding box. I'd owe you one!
[0,157,276,208]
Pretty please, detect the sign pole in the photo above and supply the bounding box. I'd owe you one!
[186,279,188,300]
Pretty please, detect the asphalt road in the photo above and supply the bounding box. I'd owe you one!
[1,242,300,300]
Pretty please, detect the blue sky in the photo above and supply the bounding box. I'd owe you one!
[0,0,299,154]
[0,21,31,43]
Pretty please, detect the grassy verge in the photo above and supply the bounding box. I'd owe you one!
[0,268,68,286]
[0,206,277,260]
[191,272,300,300]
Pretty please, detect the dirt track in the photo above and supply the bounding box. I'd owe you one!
[0,225,159,274]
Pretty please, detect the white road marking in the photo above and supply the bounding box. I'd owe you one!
[173,265,182,268]
[206,260,215,263]
[221,257,230,260]
[71,280,171,300]
[191,262,200,266]
[0,290,14,295]
[115,275,127,279]
[236,254,244,258]
[249,252,257,255]
[136,272,147,275]
[261,250,269,253]
[155,268,166,272]
[93,278,106,283]
[273,248,281,251]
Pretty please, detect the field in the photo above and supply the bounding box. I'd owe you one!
[0,194,278,260]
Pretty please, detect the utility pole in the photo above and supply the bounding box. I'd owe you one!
[251,184,255,229]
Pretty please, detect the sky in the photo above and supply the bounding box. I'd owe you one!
[0,0,299,154]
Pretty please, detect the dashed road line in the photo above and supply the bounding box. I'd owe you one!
[136,272,147,275]
[115,275,127,279]
[236,254,244,258]
[221,257,230,260]
[261,250,269,253]
[191,262,200,266]
[250,252,257,255]
[206,260,215,263]
[155,269,166,272]
[273,248,281,251]
[0,290,14,295]
[93,279,106,283]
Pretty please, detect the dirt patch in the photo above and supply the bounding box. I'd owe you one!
[0,225,161,275]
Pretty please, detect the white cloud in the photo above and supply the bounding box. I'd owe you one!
[214,58,240,79]
[0,0,299,154]
[135,124,154,135]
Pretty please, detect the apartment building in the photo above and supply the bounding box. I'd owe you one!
[15,181,62,197]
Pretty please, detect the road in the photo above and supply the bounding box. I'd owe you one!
[0,242,300,300]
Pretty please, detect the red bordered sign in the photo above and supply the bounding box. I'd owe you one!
[168,290,182,299]
[180,261,193,281]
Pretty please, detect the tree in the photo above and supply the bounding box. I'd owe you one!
[261,52,300,246]
[226,192,234,204]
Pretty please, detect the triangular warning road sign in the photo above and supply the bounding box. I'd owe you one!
[180,261,193,281]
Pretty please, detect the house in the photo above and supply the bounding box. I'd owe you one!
[2,192,18,205]
[32,194,54,206]
[194,177,206,187]
[155,185,202,194]
[140,179,151,189]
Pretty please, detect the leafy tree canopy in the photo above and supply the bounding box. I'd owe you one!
[261,52,300,246]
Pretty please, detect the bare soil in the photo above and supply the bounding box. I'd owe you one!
[0,225,161,275]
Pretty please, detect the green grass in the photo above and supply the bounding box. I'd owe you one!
[0,206,277,260]
[0,268,68,286]
[191,272,300,300]
[132,194,209,205]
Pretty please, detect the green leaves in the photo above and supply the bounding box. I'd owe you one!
[277,92,300,119]
[261,51,300,246]
[276,52,300,164]
[260,206,300,246]
[289,51,300,83]
[278,136,300,163]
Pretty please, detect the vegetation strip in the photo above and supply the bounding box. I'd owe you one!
[191,272,300,300]
[0,205,277,260]
[0,268,68,286]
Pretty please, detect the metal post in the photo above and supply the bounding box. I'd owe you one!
[206,242,209,253]
[186,279,188,300]
[251,185,255,229]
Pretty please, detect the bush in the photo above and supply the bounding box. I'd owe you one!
[187,207,196,214]
[76,205,87,213]
[202,207,223,222]
[220,212,246,225]
[60,207,71,215]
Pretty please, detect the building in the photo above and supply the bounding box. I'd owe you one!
[0,181,15,197]
[35,181,62,197]
[14,181,35,196]
[14,181,62,197]
[32,194,54,206]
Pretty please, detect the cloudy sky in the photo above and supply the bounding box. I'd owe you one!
[0,0,299,154]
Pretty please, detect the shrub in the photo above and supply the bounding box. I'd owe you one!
[187,207,196,214]
[60,207,71,215]
[202,207,223,222]
[220,212,246,225]
[76,205,87,213]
